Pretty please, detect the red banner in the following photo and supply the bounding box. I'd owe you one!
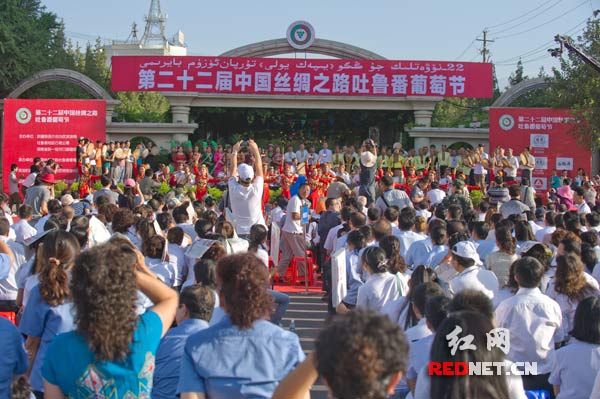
[489,107,591,193]
[3,99,106,191]
[111,56,493,98]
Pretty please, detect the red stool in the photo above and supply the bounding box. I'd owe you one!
[284,256,315,286]
[0,311,16,325]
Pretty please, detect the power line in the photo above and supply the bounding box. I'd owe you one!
[456,39,476,60]
[494,19,587,64]
[495,0,589,40]
[485,0,559,29]
[495,53,552,66]
[490,0,564,35]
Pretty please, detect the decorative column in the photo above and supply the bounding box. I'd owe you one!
[413,109,433,127]
[171,105,191,124]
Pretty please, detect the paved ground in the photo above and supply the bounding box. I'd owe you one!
[282,292,330,399]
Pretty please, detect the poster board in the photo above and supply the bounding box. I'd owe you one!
[331,247,347,308]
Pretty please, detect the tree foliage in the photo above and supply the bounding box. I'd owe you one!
[0,0,70,96]
[552,16,600,148]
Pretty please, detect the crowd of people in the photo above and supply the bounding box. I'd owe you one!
[1,136,600,399]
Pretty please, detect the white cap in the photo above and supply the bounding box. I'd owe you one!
[451,241,482,266]
[61,194,74,206]
[238,163,255,183]
[360,151,376,168]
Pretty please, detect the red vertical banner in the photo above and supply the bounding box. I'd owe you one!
[3,99,106,192]
[489,107,591,193]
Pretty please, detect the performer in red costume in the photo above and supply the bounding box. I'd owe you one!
[279,165,297,199]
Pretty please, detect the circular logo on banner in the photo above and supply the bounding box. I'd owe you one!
[287,21,315,50]
[499,114,515,131]
[16,107,32,124]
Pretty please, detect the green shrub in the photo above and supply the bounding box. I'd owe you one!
[54,181,68,195]
[470,189,484,208]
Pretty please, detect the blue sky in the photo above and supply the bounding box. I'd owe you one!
[44,0,599,89]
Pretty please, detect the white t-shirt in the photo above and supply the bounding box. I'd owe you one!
[228,176,265,235]
[448,266,499,299]
[549,339,600,399]
[282,195,303,234]
[427,189,446,206]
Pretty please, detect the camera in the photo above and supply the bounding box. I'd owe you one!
[56,163,63,168]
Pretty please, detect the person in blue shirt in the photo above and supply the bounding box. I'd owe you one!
[178,253,305,399]
[41,237,178,399]
[152,285,214,399]
[0,317,28,399]
[19,230,80,398]
[337,230,366,313]
[470,221,498,267]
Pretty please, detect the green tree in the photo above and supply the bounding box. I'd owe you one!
[508,59,527,87]
[553,15,600,148]
[0,0,70,96]
[114,92,171,123]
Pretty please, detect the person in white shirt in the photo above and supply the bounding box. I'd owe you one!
[535,211,557,244]
[356,246,401,313]
[228,140,265,238]
[447,241,499,299]
[389,282,444,398]
[0,222,19,313]
[427,181,446,206]
[166,227,187,289]
[545,254,599,344]
[318,141,333,164]
[394,207,423,259]
[374,176,413,215]
[574,187,592,215]
[13,204,37,244]
[276,183,311,280]
[295,143,309,166]
[549,296,600,399]
[504,147,519,182]
[283,145,297,165]
[405,295,448,395]
[495,257,562,394]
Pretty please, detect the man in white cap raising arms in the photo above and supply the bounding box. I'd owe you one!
[228,140,265,238]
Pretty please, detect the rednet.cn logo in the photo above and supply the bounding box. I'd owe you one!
[428,326,538,376]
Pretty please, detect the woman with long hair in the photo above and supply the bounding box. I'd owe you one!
[143,235,176,287]
[178,254,305,398]
[379,234,409,296]
[486,224,519,287]
[19,230,80,398]
[356,246,401,313]
[336,230,367,314]
[247,223,290,325]
[41,238,178,398]
[514,220,535,248]
[546,254,599,344]
[550,296,600,398]
[417,311,527,399]
[69,215,90,249]
[381,265,439,330]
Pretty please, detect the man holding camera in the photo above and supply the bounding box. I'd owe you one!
[358,138,377,206]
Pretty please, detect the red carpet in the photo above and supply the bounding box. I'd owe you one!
[273,276,324,294]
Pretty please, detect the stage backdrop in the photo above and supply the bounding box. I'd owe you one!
[489,107,591,193]
[111,56,493,98]
[3,99,106,192]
